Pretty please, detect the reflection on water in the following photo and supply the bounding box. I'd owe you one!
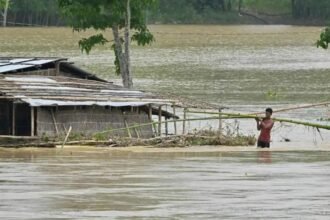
[0,148,330,219]
[257,151,272,164]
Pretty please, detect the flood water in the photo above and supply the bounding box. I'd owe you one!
[0,148,330,219]
[1,25,330,219]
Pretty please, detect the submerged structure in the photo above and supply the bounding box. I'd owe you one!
[0,57,177,139]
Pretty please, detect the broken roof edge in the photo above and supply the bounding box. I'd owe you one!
[60,62,108,83]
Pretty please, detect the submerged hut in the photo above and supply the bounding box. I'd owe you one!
[0,57,177,139]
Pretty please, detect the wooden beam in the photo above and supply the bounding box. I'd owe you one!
[31,107,35,136]
[165,117,168,136]
[172,104,177,135]
[62,126,72,148]
[50,108,59,136]
[148,104,152,120]
[124,119,132,138]
[12,102,15,136]
[218,108,223,135]
[158,105,162,136]
[55,61,60,76]
[182,108,187,135]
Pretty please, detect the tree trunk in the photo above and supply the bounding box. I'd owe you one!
[238,0,243,13]
[112,25,129,88]
[2,0,10,27]
[124,0,133,89]
[291,0,296,18]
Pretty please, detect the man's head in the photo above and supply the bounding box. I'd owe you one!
[265,108,273,118]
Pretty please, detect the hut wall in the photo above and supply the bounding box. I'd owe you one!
[36,106,153,138]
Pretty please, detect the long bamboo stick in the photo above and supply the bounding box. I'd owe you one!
[93,110,330,137]
[94,116,235,135]
[250,101,330,115]
[186,110,330,130]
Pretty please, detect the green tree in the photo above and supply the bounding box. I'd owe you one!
[317,27,330,49]
[58,0,155,88]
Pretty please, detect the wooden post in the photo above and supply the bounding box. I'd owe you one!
[62,126,72,148]
[134,127,140,139]
[173,104,177,135]
[183,108,187,135]
[12,102,15,136]
[158,105,162,136]
[50,108,59,136]
[55,61,60,76]
[148,104,152,120]
[124,119,132,138]
[165,117,168,136]
[152,122,158,136]
[218,108,223,135]
[31,107,35,136]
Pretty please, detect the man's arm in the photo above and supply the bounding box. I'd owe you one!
[260,120,274,129]
[255,118,261,130]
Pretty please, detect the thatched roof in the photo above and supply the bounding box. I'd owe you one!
[0,75,173,107]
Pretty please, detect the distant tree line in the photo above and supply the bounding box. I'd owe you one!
[2,0,330,27]
[2,0,63,26]
[292,0,330,20]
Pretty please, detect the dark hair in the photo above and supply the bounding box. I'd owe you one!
[266,108,273,114]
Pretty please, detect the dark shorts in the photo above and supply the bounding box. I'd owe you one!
[257,141,270,148]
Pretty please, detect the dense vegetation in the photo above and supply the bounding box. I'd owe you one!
[2,0,330,26]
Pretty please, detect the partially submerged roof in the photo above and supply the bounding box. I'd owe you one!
[0,75,172,108]
[0,57,106,82]
[0,57,64,73]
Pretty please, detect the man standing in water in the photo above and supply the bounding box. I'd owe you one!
[256,108,274,148]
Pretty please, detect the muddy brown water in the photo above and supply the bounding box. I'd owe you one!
[1,25,330,219]
[0,147,330,219]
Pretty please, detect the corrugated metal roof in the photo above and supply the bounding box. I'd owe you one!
[9,58,34,63]
[22,98,150,107]
[0,57,62,73]
[0,64,35,73]
[25,59,59,65]
[0,75,173,107]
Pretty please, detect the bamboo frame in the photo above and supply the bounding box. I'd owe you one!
[94,112,330,136]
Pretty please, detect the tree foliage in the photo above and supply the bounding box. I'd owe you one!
[317,27,330,49]
[58,0,155,88]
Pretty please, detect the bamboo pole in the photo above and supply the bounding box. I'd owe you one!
[62,126,72,148]
[218,108,222,135]
[183,108,187,134]
[134,127,140,139]
[94,112,330,136]
[251,101,330,115]
[158,105,162,136]
[186,110,330,130]
[12,102,15,136]
[31,107,35,136]
[165,117,168,136]
[148,104,152,120]
[50,108,59,136]
[124,119,132,138]
[172,104,177,135]
[94,116,234,136]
